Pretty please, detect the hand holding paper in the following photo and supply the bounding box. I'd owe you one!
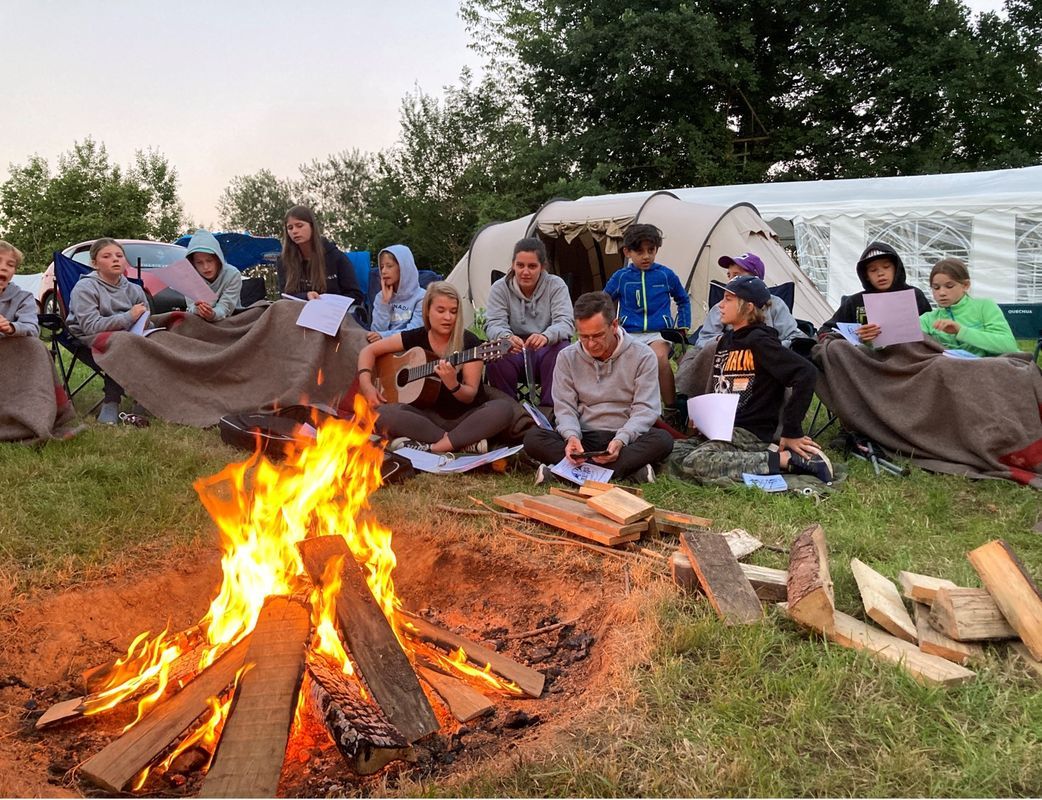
[686,393,739,441]
[152,259,219,305]
[863,289,924,348]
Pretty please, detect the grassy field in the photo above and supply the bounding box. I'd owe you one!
[1,371,1041,796]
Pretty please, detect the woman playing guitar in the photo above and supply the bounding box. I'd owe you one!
[356,282,516,455]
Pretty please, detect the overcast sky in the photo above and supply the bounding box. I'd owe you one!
[0,0,1008,228]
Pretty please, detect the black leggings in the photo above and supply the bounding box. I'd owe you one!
[375,398,516,449]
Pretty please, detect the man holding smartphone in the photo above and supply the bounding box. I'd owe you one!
[523,291,675,484]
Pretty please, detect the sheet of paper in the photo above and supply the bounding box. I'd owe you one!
[393,447,455,473]
[863,289,924,348]
[141,327,164,338]
[437,444,524,473]
[281,293,306,302]
[687,393,739,442]
[742,473,788,492]
[152,259,218,304]
[551,457,614,485]
[129,310,150,336]
[942,348,980,359]
[295,297,351,336]
[835,321,862,346]
[522,401,553,431]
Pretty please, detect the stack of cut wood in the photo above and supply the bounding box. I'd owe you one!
[494,481,712,547]
[782,529,1042,687]
[34,535,544,797]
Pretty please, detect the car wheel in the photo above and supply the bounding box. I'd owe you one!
[42,292,59,317]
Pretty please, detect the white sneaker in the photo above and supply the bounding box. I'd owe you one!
[636,464,656,484]
[97,402,119,426]
[534,463,551,485]
[459,439,488,455]
[391,438,431,452]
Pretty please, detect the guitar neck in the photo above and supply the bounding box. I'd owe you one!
[407,344,484,383]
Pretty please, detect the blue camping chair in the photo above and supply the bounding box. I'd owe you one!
[38,252,143,407]
[367,266,443,318]
[999,303,1042,365]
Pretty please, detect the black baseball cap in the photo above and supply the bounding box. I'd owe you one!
[724,275,771,308]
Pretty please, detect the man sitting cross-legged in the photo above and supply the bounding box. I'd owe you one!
[523,291,675,483]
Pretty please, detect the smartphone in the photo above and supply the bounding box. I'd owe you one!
[573,449,609,459]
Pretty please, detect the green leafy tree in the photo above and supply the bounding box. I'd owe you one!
[0,138,185,270]
[297,150,373,249]
[216,169,295,237]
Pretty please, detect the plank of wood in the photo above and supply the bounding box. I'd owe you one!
[680,531,762,624]
[739,563,788,603]
[929,587,1018,641]
[578,480,643,498]
[201,597,309,798]
[1012,642,1042,683]
[297,536,438,743]
[670,551,699,592]
[828,610,975,687]
[523,494,647,536]
[548,486,586,501]
[721,529,763,561]
[913,602,981,665]
[850,558,917,643]
[968,539,1042,660]
[586,488,655,525]
[654,509,713,530]
[417,666,493,723]
[786,524,835,634]
[306,653,411,775]
[80,637,250,793]
[897,570,959,604]
[399,612,544,698]
[493,493,640,547]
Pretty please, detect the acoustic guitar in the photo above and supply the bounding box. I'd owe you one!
[373,339,510,406]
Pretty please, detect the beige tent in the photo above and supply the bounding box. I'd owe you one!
[445,192,834,329]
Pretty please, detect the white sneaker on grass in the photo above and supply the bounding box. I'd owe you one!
[97,402,120,426]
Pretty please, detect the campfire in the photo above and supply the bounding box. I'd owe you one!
[34,398,543,797]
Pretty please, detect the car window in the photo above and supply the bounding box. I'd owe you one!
[122,244,188,269]
[71,250,92,266]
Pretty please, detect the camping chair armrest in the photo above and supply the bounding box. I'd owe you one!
[38,313,65,333]
[660,328,690,346]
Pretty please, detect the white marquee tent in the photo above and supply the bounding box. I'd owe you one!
[590,165,1042,307]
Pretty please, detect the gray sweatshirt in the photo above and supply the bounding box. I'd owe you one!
[485,272,575,344]
[696,298,809,349]
[0,284,39,337]
[66,272,149,343]
[184,229,242,320]
[552,330,660,445]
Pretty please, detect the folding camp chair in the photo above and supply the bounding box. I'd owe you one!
[998,303,1042,365]
[38,251,142,409]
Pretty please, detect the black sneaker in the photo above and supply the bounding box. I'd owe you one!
[787,450,834,483]
[535,463,551,485]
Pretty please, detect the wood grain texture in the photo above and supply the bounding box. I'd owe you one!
[968,540,1042,660]
[850,558,917,643]
[929,587,1018,642]
[913,602,981,665]
[585,488,655,524]
[493,493,641,546]
[417,666,493,722]
[680,531,762,624]
[897,571,959,604]
[786,524,835,633]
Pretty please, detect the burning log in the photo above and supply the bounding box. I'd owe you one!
[80,637,251,793]
[417,665,494,723]
[202,596,311,798]
[297,535,439,743]
[305,652,412,775]
[399,612,545,698]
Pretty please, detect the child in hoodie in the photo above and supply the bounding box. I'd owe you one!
[919,258,1018,356]
[185,229,242,322]
[669,276,834,485]
[484,238,574,407]
[366,245,425,343]
[0,241,39,338]
[604,224,690,406]
[522,291,675,483]
[65,238,149,425]
[818,241,932,343]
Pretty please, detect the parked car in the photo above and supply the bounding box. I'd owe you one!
[37,239,190,315]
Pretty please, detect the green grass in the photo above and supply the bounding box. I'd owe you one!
[1,366,1041,796]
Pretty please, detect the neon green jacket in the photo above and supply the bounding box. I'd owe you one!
[919,294,1018,356]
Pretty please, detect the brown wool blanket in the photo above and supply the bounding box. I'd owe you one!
[91,301,369,428]
[0,336,79,442]
[816,338,1042,487]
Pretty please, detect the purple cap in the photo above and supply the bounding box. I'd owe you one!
[718,252,765,280]
[724,275,771,308]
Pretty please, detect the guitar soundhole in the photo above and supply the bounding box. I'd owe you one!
[396,370,409,388]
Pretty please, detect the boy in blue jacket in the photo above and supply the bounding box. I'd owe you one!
[604,224,691,406]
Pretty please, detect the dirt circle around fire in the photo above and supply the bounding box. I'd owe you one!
[0,519,648,797]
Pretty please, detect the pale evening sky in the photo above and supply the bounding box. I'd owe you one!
[0,0,1008,229]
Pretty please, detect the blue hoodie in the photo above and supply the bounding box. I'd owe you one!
[603,262,691,333]
[185,229,242,321]
[371,245,425,337]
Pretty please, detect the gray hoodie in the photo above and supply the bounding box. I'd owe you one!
[66,272,149,343]
[552,330,660,445]
[0,283,39,338]
[696,297,809,349]
[371,244,425,337]
[185,229,242,320]
[485,271,574,344]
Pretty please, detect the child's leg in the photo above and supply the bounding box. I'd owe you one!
[649,339,675,406]
[668,429,779,483]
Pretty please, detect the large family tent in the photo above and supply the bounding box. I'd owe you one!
[589,165,1042,307]
[445,193,833,327]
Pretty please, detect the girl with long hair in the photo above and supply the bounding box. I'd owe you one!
[276,205,364,310]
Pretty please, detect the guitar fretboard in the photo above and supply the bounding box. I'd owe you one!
[405,344,487,384]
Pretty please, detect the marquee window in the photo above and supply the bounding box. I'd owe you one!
[865,218,973,292]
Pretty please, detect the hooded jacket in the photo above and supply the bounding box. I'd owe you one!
[371,245,426,337]
[603,262,692,332]
[0,283,39,337]
[276,237,365,308]
[819,241,932,336]
[66,272,149,343]
[185,229,242,321]
[696,295,808,350]
[484,270,574,344]
[711,323,817,442]
[920,293,1018,356]
[552,330,660,445]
